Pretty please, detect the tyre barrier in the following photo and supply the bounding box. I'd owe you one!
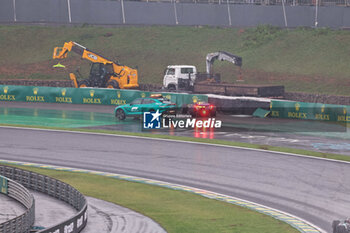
[0,175,35,233]
[0,165,88,233]
[208,96,270,114]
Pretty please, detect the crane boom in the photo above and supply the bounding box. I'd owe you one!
[53,41,111,64]
[206,51,242,75]
[52,41,138,89]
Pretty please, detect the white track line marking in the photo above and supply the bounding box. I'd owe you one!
[1,125,350,165]
[0,159,325,233]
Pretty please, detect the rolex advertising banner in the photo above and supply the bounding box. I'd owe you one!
[0,85,207,107]
[0,176,8,195]
[270,100,350,122]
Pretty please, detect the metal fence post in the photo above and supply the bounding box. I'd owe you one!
[121,0,126,24]
[315,0,319,27]
[67,0,72,23]
[227,0,232,26]
[13,0,17,22]
[282,0,288,27]
[173,1,179,25]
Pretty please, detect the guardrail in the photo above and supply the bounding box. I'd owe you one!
[2,0,350,28]
[0,165,88,233]
[270,100,350,122]
[138,0,349,6]
[0,175,35,233]
[0,84,207,107]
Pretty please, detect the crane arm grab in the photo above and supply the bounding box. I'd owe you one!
[206,51,242,74]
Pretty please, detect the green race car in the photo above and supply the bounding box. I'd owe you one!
[114,95,176,120]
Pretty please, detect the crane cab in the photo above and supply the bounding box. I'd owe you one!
[163,65,197,91]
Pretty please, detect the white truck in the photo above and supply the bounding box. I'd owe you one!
[163,65,197,91]
[162,51,242,91]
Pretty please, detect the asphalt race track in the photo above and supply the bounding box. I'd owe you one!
[1,102,350,155]
[0,127,349,232]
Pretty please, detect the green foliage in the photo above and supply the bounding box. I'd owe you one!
[312,27,332,36]
[80,23,90,28]
[78,33,96,41]
[4,163,299,233]
[28,73,51,80]
[1,25,350,95]
[242,25,286,48]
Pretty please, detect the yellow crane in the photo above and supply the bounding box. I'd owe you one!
[53,41,138,89]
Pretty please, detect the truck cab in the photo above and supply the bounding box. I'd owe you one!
[163,65,197,91]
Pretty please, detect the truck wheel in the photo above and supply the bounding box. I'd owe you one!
[79,80,90,88]
[181,104,188,114]
[168,85,176,91]
[107,80,120,89]
[116,109,126,120]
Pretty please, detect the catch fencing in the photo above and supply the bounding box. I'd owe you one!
[0,165,88,233]
[1,0,350,28]
[0,175,35,233]
[130,0,349,6]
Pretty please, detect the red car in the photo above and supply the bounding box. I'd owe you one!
[185,102,217,117]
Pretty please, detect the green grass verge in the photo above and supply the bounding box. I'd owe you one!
[1,123,349,163]
[1,25,350,95]
[1,163,298,233]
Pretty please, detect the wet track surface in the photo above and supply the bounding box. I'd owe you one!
[0,193,25,224]
[1,127,350,232]
[0,190,166,233]
[1,102,350,232]
[1,102,350,155]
